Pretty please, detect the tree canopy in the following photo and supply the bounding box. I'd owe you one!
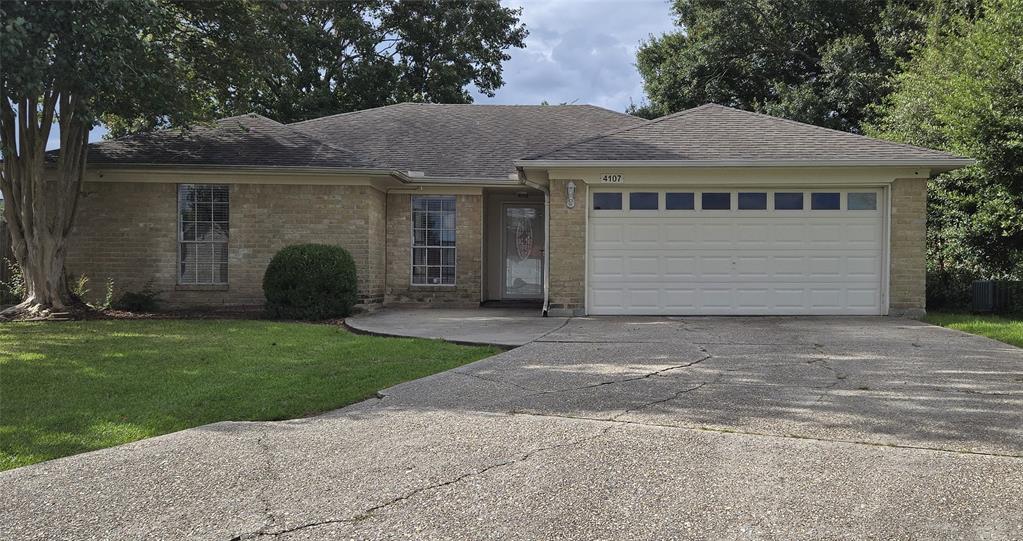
[632,0,978,131]
[106,0,528,131]
[868,0,1023,277]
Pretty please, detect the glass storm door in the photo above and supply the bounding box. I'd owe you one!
[502,204,544,299]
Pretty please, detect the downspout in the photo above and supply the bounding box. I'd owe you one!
[520,176,551,317]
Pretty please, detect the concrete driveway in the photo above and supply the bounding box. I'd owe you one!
[3,316,1022,540]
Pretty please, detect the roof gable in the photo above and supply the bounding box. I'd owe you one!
[523,104,967,166]
[290,103,647,180]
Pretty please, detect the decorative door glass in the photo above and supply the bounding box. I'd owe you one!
[503,206,544,298]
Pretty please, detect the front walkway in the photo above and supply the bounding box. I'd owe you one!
[345,307,568,346]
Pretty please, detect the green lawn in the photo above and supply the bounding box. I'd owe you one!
[0,320,499,471]
[923,312,1023,348]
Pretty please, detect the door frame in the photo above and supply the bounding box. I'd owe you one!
[500,202,545,300]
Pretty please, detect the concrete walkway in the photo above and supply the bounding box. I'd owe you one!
[345,307,568,346]
[3,317,1022,539]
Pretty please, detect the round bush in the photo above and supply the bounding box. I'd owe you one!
[263,244,358,320]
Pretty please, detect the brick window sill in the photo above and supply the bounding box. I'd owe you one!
[175,284,229,292]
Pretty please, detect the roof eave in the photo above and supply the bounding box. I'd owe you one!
[84,162,526,186]
[514,158,975,170]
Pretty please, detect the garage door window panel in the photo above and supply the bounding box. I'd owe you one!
[593,192,622,210]
[811,192,841,210]
[702,192,731,210]
[629,192,659,210]
[848,192,878,210]
[666,192,694,210]
[774,192,804,210]
[738,192,767,210]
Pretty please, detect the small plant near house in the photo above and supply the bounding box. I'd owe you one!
[112,281,161,312]
[263,244,358,320]
[67,274,116,310]
[1,257,25,303]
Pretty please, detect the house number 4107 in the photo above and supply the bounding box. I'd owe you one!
[600,174,623,183]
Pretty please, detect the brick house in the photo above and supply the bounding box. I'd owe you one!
[67,103,970,316]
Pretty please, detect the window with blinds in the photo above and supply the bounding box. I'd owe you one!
[178,184,229,284]
[411,196,456,285]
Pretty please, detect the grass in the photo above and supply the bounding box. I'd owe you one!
[923,312,1023,348]
[0,320,500,471]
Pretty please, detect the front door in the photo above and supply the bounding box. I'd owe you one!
[502,204,544,299]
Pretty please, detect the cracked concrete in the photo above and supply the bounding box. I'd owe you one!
[2,315,1022,540]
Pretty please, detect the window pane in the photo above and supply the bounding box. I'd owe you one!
[411,196,456,284]
[665,192,694,210]
[593,192,622,210]
[811,192,841,210]
[212,203,229,222]
[702,192,730,210]
[629,192,658,210]
[774,192,804,210]
[848,192,877,210]
[412,265,427,284]
[178,184,228,285]
[441,266,455,284]
[180,244,197,283]
[738,192,767,210]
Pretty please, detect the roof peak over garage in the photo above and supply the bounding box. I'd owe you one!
[519,103,971,170]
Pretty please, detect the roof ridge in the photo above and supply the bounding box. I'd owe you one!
[715,105,961,158]
[288,103,413,126]
[520,104,703,160]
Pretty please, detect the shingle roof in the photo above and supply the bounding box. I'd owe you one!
[84,114,376,169]
[290,103,648,180]
[524,104,967,165]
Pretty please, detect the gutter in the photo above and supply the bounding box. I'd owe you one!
[519,176,551,317]
[513,158,976,171]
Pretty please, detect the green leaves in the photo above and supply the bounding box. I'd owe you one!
[634,0,939,132]
[869,0,1023,277]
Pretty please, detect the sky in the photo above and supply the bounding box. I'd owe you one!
[55,0,676,150]
[472,0,676,110]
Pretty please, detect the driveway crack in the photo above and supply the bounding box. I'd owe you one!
[227,425,617,540]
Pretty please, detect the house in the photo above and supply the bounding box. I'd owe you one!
[67,103,970,316]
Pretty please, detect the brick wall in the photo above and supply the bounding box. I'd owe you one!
[67,181,386,309]
[384,193,482,306]
[889,177,927,316]
[547,179,586,315]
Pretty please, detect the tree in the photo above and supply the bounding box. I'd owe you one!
[0,1,272,317]
[107,0,528,129]
[633,0,978,131]
[868,0,1023,277]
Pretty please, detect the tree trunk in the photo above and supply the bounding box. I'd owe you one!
[0,92,91,319]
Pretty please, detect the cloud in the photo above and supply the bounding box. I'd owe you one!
[473,0,677,111]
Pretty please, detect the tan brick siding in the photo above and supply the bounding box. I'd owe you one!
[67,181,386,309]
[547,179,586,314]
[384,193,482,306]
[889,178,927,315]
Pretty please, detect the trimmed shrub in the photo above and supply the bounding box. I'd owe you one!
[263,244,358,320]
[113,281,161,312]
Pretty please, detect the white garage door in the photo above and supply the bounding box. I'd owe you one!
[587,188,885,315]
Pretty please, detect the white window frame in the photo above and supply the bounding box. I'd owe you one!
[177,184,229,285]
[410,195,457,286]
